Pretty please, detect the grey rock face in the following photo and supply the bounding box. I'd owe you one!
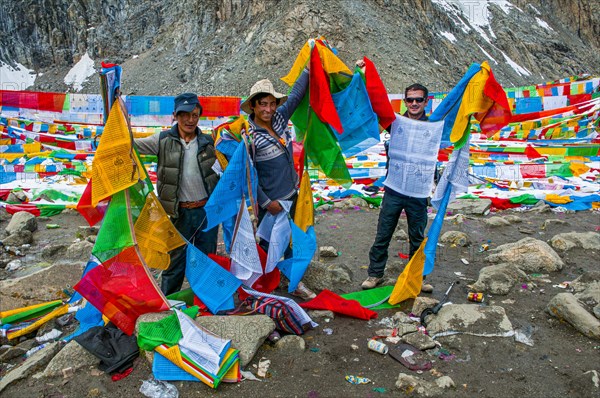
[1,1,597,96]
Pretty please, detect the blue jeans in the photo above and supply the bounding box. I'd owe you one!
[368,190,428,278]
[161,206,218,295]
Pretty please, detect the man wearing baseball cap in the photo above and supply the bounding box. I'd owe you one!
[242,68,316,300]
[135,93,219,295]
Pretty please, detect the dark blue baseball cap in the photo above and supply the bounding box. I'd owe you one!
[174,93,202,115]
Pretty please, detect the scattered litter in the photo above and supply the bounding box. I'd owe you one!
[24,343,48,358]
[455,354,471,363]
[55,313,73,328]
[268,331,281,342]
[479,243,489,252]
[514,325,536,346]
[389,343,433,371]
[111,367,133,381]
[139,378,178,398]
[373,387,386,393]
[398,252,409,259]
[323,328,333,335]
[351,344,359,350]
[376,317,396,328]
[553,281,571,289]
[454,271,464,277]
[257,358,271,378]
[461,258,469,265]
[310,348,320,352]
[36,328,62,343]
[386,336,401,344]
[345,375,371,385]
[430,347,456,361]
[367,339,389,354]
[46,224,61,229]
[240,370,262,381]
[467,292,484,303]
[430,368,443,377]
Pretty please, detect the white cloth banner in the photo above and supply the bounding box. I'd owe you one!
[384,115,444,198]
[256,200,292,273]
[230,202,263,286]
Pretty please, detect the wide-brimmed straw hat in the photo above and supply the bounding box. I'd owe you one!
[240,79,287,114]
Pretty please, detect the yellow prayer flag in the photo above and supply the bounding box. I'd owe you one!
[388,239,427,305]
[294,170,314,232]
[281,39,351,86]
[449,62,494,145]
[91,100,141,206]
[135,192,186,270]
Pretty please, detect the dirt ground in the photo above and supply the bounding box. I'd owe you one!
[1,204,599,398]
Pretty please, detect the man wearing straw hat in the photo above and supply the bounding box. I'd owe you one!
[241,68,316,300]
[135,93,219,295]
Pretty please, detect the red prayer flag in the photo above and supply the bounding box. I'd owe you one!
[363,57,396,130]
[299,289,378,320]
[73,246,169,335]
[198,96,241,117]
[309,45,343,134]
[76,179,107,226]
[476,68,512,137]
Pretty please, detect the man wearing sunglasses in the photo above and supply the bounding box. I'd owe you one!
[360,78,434,294]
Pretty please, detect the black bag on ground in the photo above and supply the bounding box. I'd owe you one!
[74,323,139,374]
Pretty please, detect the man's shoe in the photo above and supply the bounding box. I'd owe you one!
[361,276,383,290]
[292,282,317,300]
[421,283,434,293]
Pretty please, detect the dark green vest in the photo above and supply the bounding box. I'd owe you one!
[157,125,218,217]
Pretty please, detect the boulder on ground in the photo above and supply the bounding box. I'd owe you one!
[0,342,61,394]
[301,261,352,291]
[546,293,600,340]
[393,229,409,241]
[274,335,306,351]
[319,246,338,258]
[42,340,98,377]
[440,231,470,247]
[550,232,600,251]
[66,240,94,262]
[2,230,33,246]
[447,199,491,216]
[396,373,455,396]
[484,216,511,227]
[471,263,529,295]
[5,211,38,235]
[425,304,514,339]
[485,237,563,272]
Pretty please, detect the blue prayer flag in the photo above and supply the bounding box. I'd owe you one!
[185,242,242,314]
[277,223,317,292]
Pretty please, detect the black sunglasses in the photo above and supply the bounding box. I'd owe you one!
[405,97,425,104]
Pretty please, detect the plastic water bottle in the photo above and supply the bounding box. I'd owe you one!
[24,343,48,358]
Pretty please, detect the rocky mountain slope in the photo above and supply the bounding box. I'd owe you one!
[1,0,599,96]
